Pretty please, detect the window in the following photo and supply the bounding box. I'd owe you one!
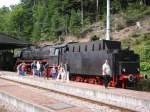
[92,44,94,51]
[73,46,75,52]
[49,48,55,56]
[66,46,69,52]
[79,46,80,52]
[54,49,59,56]
[85,45,87,51]
[60,48,62,54]
[99,44,101,50]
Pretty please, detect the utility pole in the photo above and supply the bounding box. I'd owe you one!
[106,0,111,40]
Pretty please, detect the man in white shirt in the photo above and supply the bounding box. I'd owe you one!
[36,61,41,76]
[102,60,112,88]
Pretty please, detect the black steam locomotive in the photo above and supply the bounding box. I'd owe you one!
[16,40,143,88]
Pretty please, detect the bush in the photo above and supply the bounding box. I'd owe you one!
[91,35,99,41]
[140,62,150,78]
[140,62,150,71]
[115,23,125,31]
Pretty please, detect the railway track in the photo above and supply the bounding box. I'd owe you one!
[0,75,135,112]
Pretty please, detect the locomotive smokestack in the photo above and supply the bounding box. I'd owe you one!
[106,0,111,40]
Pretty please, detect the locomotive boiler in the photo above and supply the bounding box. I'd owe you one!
[16,40,143,88]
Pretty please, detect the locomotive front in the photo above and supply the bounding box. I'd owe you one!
[113,49,143,88]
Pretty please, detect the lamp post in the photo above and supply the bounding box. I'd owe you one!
[106,0,111,40]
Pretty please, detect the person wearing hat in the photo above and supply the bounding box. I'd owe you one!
[44,62,49,79]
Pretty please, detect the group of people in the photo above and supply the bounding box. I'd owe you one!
[31,61,69,82]
[31,61,45,77]
[17,59,111,87]
[17,61,70,82]
[51,63,69,82]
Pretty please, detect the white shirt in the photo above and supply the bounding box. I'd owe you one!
[61,70,66,76]
[36,62,40,71]
[102,63,111,76]
[51,67,56,73]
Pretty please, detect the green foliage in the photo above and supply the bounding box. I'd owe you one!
[132,33,150,62]
[0,7,10,31]
[0,0,149,42]
[124,5,150,26]
[140,62,150,71]
[69,10,81,34]
[111,0,122,13]
[91,35,99,41]
[129,33,150,78]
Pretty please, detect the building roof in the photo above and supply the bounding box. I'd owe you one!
[0,33,30,49]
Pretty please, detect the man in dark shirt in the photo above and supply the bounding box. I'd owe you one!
[40,62,44,77]
[63,62,70,82]
[44,62,49,79]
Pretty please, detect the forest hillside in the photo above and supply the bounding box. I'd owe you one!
[0,0,149,42]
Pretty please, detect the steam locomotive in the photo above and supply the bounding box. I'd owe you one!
[15,40,143,88]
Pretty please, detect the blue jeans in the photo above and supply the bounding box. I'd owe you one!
[52,73,57,79]
[40,71,43,77]
[21,71,26,76]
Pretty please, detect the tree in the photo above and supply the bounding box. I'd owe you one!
[0,7,10,32]
[0,0,149,42]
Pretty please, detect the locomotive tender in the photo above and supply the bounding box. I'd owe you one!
[17,40,143,88]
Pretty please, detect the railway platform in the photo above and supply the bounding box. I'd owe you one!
[0,78,93,112]
[0,71,150,112]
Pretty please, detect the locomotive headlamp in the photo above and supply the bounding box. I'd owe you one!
[122,68,126,72]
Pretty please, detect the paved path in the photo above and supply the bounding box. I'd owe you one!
[0,78,91,112]
[0,71,150,112]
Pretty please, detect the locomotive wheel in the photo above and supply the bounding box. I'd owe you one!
[88,78,96,84]
[84,79,88,83]
[75,76,82,82]
[96,77,100,84]
[76,77,80,82]
[80,78,84,82]
[70,77,75,81]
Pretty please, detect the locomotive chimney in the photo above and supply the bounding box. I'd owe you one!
[106,0,111,40]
